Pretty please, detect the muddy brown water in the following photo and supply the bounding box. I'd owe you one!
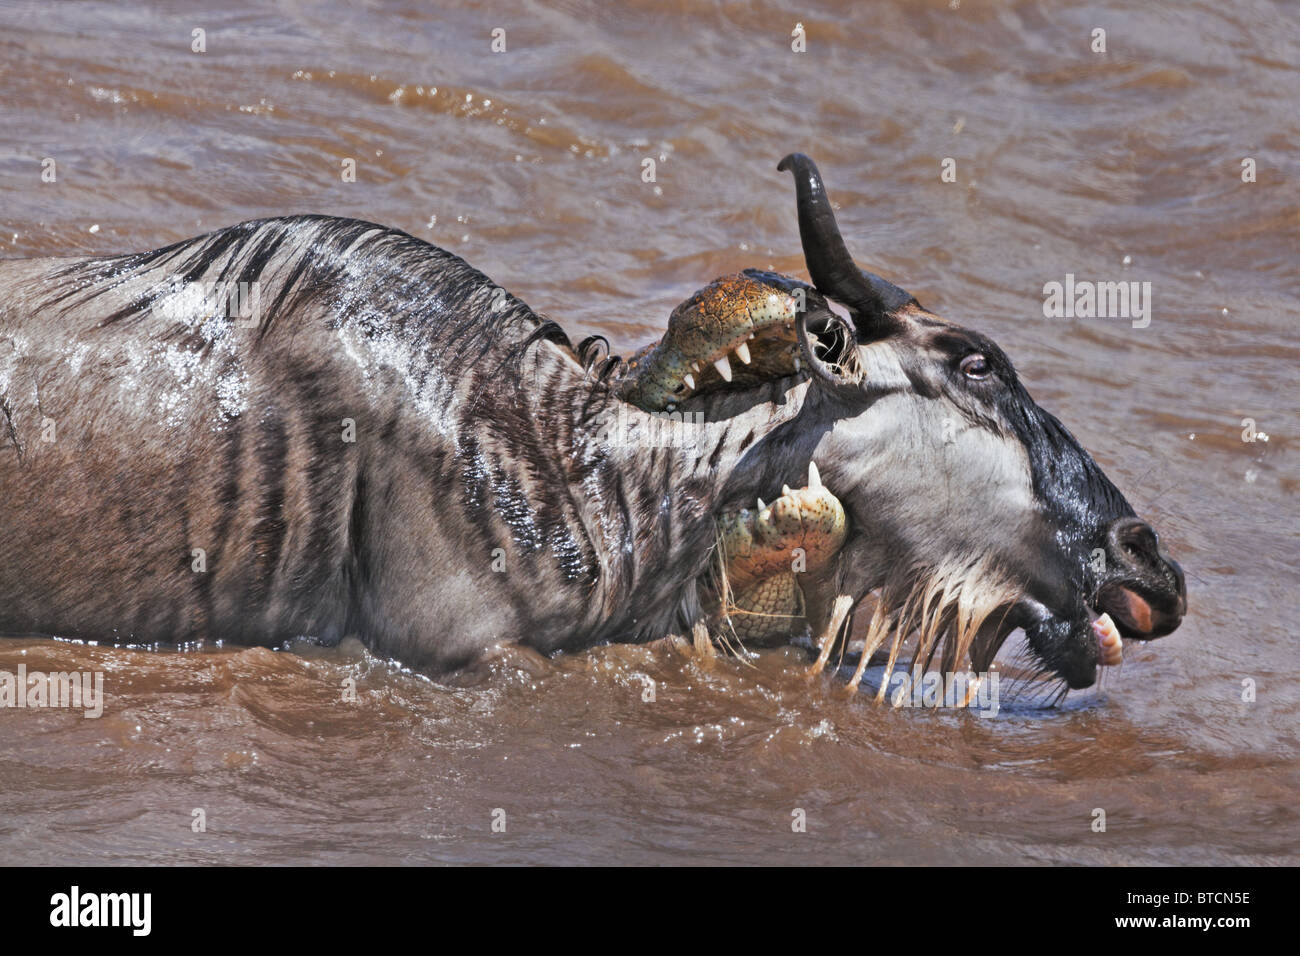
[0,0,1296,865]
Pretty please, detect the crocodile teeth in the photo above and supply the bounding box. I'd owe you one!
[808,461,822,489]
[713,355,732,382]
[793,357,801,372]
[756,498,767,510]
[683,373,695,390]
[782,484,794,497]
[735,342,751,365]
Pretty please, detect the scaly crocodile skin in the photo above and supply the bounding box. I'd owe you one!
[618,272,851,644]
[714,472,848,642]
[617,273,804,411]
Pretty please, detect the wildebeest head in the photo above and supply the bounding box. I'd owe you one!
[771,154,1186,689]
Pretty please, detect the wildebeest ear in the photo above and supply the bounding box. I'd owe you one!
[732,267,860,389]
[796,303,861,388]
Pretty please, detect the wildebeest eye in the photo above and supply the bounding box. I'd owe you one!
[959,353,991,380]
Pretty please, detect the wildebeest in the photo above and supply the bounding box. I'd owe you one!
[0,154,1185,695]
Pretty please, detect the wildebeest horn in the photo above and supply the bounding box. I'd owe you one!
[777,153,914,337]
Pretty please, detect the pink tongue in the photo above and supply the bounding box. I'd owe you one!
[1115,587,1154,633]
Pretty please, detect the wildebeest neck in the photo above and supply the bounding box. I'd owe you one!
[590,377,814,642]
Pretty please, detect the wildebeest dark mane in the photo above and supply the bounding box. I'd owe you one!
[33,214,577,384]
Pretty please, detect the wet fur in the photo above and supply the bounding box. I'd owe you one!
[0,217,817,670]
[0,212,1182,691]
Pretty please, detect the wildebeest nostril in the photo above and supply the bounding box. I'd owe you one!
[1099,517,1187,636]
[1107,517,1161,569]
